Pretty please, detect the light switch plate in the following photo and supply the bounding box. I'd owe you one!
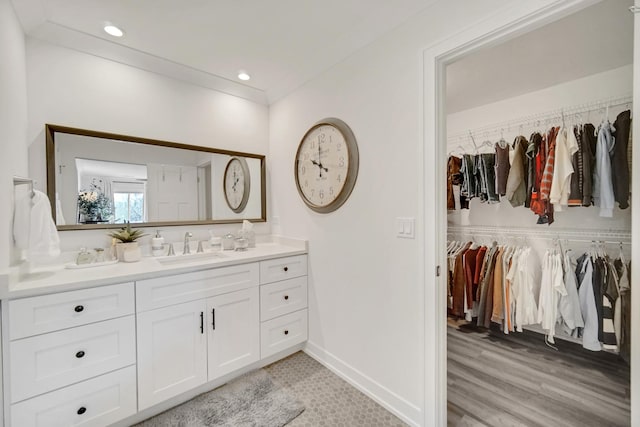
[396,217,415,239]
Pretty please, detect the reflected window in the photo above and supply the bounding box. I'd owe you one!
[112,181,146,223]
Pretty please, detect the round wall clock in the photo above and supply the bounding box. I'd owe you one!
[223,156,251,213]
[294,117,359,213]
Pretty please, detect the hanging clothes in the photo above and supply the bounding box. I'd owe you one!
[568,125,584,207]
[460,154,477,207]
[513,247,541,332]
[538,251,567,343]
[478,153,499,203]
[601,257,619,351]
[577,254,601,351]
[539,128,557,202]
[476,244,498,327]
[581,123,597,206]
[557,250,584,332]
[611,110,631,209]
[505,136,529,207]
[593,121,616,217]
[615,258,631,363]
[549,126,579,210]
[525,132,542,208]
[451,242,472,317]
[464,246,481,310]
[532,128,556,225]
[494,141,510,196]
[447,156,462,210]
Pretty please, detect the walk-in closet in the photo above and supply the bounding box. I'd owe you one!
[444,1,633,425]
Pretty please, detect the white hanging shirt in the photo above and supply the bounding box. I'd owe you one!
[549,126,579,210]
[537,252,567,343]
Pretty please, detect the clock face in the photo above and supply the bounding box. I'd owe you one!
[295,118,358,213]
[224,157,250,213]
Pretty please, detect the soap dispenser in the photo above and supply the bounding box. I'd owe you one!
[208,230,222,252]
[151,230,165,256]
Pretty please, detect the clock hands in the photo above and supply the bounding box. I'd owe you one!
[311,139,329,178]
[231,171,240,192]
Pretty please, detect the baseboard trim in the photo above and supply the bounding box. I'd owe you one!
[303,341,421,427]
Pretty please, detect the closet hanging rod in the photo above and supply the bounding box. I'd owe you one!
[447,233,631,246]
[447,94,632,143]
[447,225,631,241]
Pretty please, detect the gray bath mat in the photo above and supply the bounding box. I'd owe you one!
[135,369,305,427]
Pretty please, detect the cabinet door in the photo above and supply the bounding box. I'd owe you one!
[207,287,260,380]
[137,300,207,410]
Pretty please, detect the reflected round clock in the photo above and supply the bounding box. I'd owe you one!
[223,157,251,213]
[294,117,359,213]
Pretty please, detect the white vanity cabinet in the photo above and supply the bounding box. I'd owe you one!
[207,287,260,379]
[136,299,208,410]
[259,255,309,359]
[2,243,308,426]
[5,283,137,427]
[136,263,260,410]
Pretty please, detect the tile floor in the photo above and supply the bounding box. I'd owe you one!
[264,351,408,427]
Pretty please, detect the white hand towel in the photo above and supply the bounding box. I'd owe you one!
[13,190,61,260]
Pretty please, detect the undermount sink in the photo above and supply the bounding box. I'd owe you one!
[154,251,226,265]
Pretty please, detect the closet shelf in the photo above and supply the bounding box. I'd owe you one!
[447,225,631,242]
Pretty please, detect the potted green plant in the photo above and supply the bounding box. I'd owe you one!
[108,222,147,262]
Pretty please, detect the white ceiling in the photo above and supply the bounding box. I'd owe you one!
[446,0,634,114]
[11,0,437,104]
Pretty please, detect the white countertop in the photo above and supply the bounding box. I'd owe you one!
[0,236,307,299]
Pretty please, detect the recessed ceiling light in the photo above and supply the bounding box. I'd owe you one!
[237,71,251,81]
[104,24,124,37]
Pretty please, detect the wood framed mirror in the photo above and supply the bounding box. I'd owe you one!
[45,124,266,230]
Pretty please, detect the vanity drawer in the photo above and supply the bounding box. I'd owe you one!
[259,255,307,285]
[11,365,137,427]
[9,282,134,340]
[137,262,259,312]
[260,276,308,321]
[261,309,308,359]
[10,315,136,403]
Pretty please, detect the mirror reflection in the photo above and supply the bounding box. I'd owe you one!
[46,125,266,229]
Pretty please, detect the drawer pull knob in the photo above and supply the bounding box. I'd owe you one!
[74,305,84,313]
[284,295,289,301]
[283,266,289,272]
[75,351,85,359]
[284,330,289,335]
[77,407,86,415]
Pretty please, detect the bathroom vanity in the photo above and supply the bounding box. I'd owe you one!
[0,237,308,427]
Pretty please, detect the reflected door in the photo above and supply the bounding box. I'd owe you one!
[147,164,198,221]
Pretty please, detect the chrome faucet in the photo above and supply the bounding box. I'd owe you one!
[183,232,193,255]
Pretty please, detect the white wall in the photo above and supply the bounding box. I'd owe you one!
[0,0,28,268]
[447,65,633,231]
[268,1,567,425]
[25,39,271,252]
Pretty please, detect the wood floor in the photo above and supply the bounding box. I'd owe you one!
[447,323,630,427]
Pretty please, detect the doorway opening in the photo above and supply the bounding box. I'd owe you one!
[425,0,636,425]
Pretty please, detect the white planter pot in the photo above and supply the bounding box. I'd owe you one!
[116,242,141,262]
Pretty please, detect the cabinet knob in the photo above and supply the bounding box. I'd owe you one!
[77,407,86,415]
[284,330,289,335]
[283,266,289,272]
[74,305,84,313]
[284,295,289,301]
[75,350,85,359]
